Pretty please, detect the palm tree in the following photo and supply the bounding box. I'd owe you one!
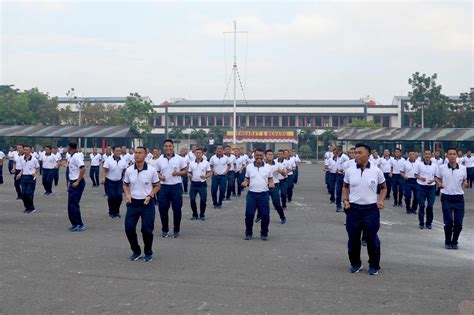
[298,126,314,144]
[208,126,225,144]
[190,128,208,147]
[321,128,337,148]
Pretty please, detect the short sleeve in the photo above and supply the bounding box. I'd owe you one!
[463,168,467,180]
[206,163,211,171]
[377,169,385,184]
[123,169,130,184]
[152,169,160,184]
[103,159,110,169]
[35,158,40,168]
[180,158,187,170]
[209,157,214,166]
[188,164,192,172]
[343,170,350,184]
[267,167,273,179]
[245,167,250,178]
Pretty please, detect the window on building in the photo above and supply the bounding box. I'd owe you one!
[383,116,390,127]
[249,115,255,127]
[184,115,190,127]
[155,115,162,126]
[256,115,263,127]
[341,116,348,127]
[224,114,230,127]
[272,115,280,127]
[216,114,223,126]
[265,115,271,127]
[192,115,199,127]
[332,116,338,128]
[289,115,296,127]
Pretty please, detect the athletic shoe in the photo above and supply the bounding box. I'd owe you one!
[419,224,424,229]
[281,218,287,224]
[255,217,262,223]
[190,216,199,221]
[108,214,114,219]
[445,244,452,250]
[213,204,218,209]
[217,205,222,209]
[199,216,206,221]
[336,207,342,212]
[29,209,37,214]
[74,225,86,232]
[143,255,153,262]
[244,234,252,240]
[129,253,141,261]
[368,267,379,275]
[426,225,432,230]
[451,244,459,250]
[173,232,180,238]
[350,263,363,273]
[260,235,268,241]
[68,225,77,232]
[161,232,169,238]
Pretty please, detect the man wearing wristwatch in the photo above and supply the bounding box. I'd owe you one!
[123,146,161,262]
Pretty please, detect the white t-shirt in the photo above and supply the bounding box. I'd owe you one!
[40,153,57,169]
[123,163,160,199]
[226,154,236,171]
[324,157,337,174]
[0,151,5,160]
[400,160,419,179]
[19,155,39,176]
[209,155,230,175]
[378,156,393,173]
[7,151,16,159]
[436,164,467,195]
[188,160,211,182]
[391,157,405,175]
[155,154,188,185]
[68,152,85,181]
[14,152,24,170]
[275,158,289,180]
[463,156,474,168]
[89,153,102,166]
[285,158,296,175]
[415,161,438,186]
[103,156,128,181]
[343,162,386,205]
[266,161,283,184]
[245,162,273,193]
[187,151,196,163]
[431,157,444,166]
[343,159,356,172]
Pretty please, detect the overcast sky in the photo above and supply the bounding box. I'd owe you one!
[1,0,472,104]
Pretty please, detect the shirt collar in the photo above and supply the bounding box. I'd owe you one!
[448,163,459,170]
[254,161,264,167]
[165,153,175,160]
[423,160,432,165]
[134,162,148,172]
[356,161,371,169]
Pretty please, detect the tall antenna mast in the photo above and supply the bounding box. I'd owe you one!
[224,21,247,145]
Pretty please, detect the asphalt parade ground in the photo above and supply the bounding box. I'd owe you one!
[1,164,473,314]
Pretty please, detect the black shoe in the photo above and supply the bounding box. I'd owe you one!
[161,231,169,238]
[191,216,199,221]
[451,244,458,250]
[173,232,180,238]
[225,197,231,201]
[245,234,252,240]
[445,244,452,250]
[406,211,411,214]
[419,224,424,229]
[260,235,268,241]
[213,204,218,209]
[393,203,398,207]
[330,200,335,204]
[426,225,432,230]
[199,216,206,221]
[217,205,222,209]
[336,207,342,212]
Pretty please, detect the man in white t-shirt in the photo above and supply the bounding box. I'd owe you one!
[241,148,274,241]
[16,145,40,213]
[415,149,438,229]
[155,139,188,238]
[209,145,230,209]
[67,142,86,232]
[40,146,57,195]
[89,146,102,187]
[462,150,473,189]
[123,146,160,262]
[102,146,128,218]
[400,150,420,214]
[435,147,468,250]
[342,143,387,276]
[188,148,211,220]
[224,145,237,200]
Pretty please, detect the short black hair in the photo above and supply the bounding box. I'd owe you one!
[224,145,231,149]
[68,142,78,150]
[135,146,147,152]
[394,148,401,152]
[17,144,24,148]
[254,148,264,153]
[408,149,415,153]
[446,147,457,154]
[44,146,51,150]
[265,149,273,154]
[355,143,371,154]
[349,147,356,151]
[424,149,432,153]
[163,139,174,145]
[24,144,32,149]
[112,146,121,151]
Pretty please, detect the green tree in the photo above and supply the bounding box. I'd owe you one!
[321,129,337,148]
[448,91,474,128]
[407,72,450,128]
[298,144,313,159]
[349,119,380,128]
[298,126,314,144]
[115,93,154,134]
[190,128,208,147]
[80,102,119,125]
[0,92,33,124]
[208,126,225,144]
[169,126,185,143]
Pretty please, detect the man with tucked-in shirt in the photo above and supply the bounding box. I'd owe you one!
[415,150,438,229]
[102,146,128,219]
[209,145,230,209]
[342,143,387,276]
[188,148,212,221]
[16,145,39,213]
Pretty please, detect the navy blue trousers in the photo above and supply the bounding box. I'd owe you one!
[21,175,36,211]
[105,178,123,216]
[245,191,270,236]
[67,179,85,226]
[441,194,464,246]
[158,184,183,233]
[125,198,155,256]
[190,181,207,217]
[417,185,435,226]
[211,175,226,206]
